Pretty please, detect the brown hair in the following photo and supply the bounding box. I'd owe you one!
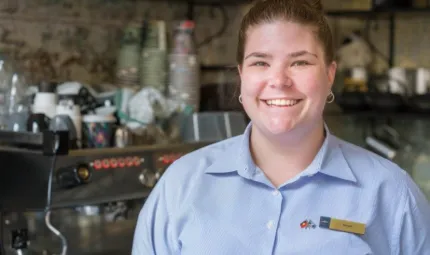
[236,0,334,65]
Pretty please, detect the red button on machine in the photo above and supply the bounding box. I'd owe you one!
[126,157,133,167]
[133,157,141,166]
[118,158,125,167]
[93,156,142,170]
[93,160,102,170]
[110,158,118,168]
[102,159,110,169]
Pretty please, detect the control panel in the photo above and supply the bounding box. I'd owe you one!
[91,156,144,170]
[50,143,208,208]
[0,142,210,211]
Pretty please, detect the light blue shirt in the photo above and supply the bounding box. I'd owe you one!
[132,123,430,255]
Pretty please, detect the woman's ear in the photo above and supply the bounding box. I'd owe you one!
[327,61,337,87]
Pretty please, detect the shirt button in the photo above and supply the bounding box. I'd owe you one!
[272,190,280,196]
[266,220,274,230]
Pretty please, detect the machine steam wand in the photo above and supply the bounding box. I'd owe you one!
[44,134,68,255]
[44,211,67,255]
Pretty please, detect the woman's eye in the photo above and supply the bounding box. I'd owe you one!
[252,61,268,67]
[292,61,309,67]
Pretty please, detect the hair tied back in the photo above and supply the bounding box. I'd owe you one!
[305,0,324,12]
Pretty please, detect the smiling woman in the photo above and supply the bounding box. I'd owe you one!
[131,1,430,254]
[237,1,337,184]
[239,20,335,140]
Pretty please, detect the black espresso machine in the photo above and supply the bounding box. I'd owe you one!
[0,130,209,255]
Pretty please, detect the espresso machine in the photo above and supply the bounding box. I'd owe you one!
[0,129,210,255]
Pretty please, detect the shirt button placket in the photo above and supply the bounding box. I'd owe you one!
[264,189,283,255]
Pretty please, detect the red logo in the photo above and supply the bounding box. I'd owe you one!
[300,220,316,229]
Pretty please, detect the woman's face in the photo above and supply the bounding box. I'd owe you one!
[238,20,336,137]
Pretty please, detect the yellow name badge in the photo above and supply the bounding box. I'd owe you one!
[319,216,366,235]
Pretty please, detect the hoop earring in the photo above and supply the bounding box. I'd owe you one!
[238,95,243,103]
[326,91,335,103]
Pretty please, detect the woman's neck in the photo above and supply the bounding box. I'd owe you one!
[249,120,326,187]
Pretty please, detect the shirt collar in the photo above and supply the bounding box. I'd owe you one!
[205,122,357,183]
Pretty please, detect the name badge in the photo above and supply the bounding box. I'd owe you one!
[319,216,366,235]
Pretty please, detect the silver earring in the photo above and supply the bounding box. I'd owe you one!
[326,91,335,103]
[238,95,243,103]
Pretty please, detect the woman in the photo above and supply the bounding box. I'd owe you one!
[132,0,430,254]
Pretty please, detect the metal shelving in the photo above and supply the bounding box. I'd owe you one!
[327,7,430,16]
[326,7,430,67]
[325,110,430,119]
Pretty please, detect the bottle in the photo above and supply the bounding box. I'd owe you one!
[5,73,30,131]
[168,20,200,112]
[0,54,13,129]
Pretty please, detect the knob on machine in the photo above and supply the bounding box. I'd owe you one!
[138,168,160,188]
[56,164,92,189]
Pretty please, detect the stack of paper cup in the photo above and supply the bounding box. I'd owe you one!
[141,49,167,92]
[32,92,57,118]
[116,24,142,88]
[140,21,168,93]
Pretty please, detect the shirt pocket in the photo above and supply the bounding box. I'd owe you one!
[283,232,374,255]
[315,233,374,255]
[178,218,255,255]
[347,234,374,255]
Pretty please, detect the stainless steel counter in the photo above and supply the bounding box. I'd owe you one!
[2,201,143,255]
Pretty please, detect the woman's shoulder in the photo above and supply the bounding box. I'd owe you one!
[158,135,244,184]
[333,135,430,250]
[148,135,244,211]
[331,135,424,204]
[174,135,244,169]
[333,135,407,179]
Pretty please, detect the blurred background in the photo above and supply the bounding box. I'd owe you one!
[0,0,430,254]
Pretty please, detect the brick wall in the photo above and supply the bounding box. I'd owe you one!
[1,0,429,85]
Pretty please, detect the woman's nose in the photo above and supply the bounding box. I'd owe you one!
[269,68,292,88]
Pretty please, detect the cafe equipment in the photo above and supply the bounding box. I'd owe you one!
[405,68,430,112]
[199,81,242,112]
[372,0,413,9]
[56,82,108,115]
[365,92,405,112]
[335,91,369,112]
[180,111,247,143]
[0,129,210,254]
[341,68,369,93]
[408,94,430,112]
[365,123,414,162]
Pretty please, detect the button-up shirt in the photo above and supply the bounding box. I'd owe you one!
[132,123,430,255]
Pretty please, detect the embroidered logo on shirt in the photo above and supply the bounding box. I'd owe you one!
[300,220,316,229]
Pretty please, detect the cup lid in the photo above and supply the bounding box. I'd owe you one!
[83,114,116,123]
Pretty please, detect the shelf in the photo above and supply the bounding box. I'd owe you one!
[200,64,236,71]
[326,8,430,17]
[0,130,69,155]
[188,0,252,5]
[325,110,430,119]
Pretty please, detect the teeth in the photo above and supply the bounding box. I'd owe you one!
[266,99,299,106]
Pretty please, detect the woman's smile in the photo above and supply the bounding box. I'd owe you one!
[262,98,303,107]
